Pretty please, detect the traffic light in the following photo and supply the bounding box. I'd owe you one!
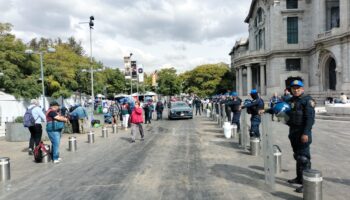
[89,16,94,28]
[131,60,137,78]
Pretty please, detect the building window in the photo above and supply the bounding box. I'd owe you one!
[286,0,298,9]
[326,0,340,30]
[287,17,298,44]
[286,58,301,71]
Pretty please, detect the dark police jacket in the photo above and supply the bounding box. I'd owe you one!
[226,97,242,112]
[243,98,264,115]
[286,94,315,137]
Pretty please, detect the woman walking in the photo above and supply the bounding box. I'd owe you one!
[121,101,131,130]
[130,101,144,143]
[46,101,69,163]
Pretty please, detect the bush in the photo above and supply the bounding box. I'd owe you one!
[14,116,24,123]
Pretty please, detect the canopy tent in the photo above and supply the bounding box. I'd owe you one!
[144,91,157,96]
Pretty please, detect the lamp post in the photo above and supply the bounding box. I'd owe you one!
[25,47,56,111]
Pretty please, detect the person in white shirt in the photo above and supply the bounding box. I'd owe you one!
[27,99,46,155]
[340,93,347,104]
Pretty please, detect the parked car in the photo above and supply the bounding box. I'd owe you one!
[168,101,193,119]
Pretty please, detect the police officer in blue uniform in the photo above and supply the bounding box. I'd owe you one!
[227,92,242,132]
[286,80,316,193]
[241,89,264,138]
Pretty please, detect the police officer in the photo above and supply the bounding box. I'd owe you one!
[286,80,315,193]
[224,93,232,122]
[227,92,242,132]
[241,89,264,138]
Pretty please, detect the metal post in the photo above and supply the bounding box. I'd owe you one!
[231,124,237,139]
[0,157,10,182]
[102,127,108,138]
[41,144,51,163]
[68,136,77,152]
[250,137,260,156]
[273,145,282,174]
[39,52,45,111]
[90,25,94,118]
[87,131,95,143]
[112,124,118,134]
[303,169,323,200]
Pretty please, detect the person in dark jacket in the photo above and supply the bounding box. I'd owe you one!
[155,101,164,120]
[285,80,316,193]
[194,97,202,116]
[241,89,264,138]
[227,92,242,132]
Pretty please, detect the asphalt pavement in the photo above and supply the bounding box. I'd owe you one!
[0,111,349,200]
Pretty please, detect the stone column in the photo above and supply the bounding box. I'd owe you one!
[235,68,239,92]
[247,64,252,94]
[260,63,266,95]
[239,67,243,96]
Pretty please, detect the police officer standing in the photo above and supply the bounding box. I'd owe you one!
[226,92,242,132]
[224,93,232,122]
[286,80,316,193]
[241,89,264,138]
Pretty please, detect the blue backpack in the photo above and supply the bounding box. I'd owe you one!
[23,107,36,127]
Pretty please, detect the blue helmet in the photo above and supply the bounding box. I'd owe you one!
[230,92,238,97]
[244,99,252,106]
[290,80,304,87]
[272,102,291,123]
[250,89,258,94]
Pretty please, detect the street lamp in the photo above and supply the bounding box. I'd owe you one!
[25,47,56,111]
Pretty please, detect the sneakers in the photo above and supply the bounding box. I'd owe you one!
[58,158,62,161]
[28,148,33,155]
[53,160,60,164]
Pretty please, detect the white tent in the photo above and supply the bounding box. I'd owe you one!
[144,91,157,96]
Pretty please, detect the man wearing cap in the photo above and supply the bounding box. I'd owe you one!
[285,79,316,193]
[241,89,264,138]
[27,99,46,155]
[224,92,232,122]
[227,92,242,132]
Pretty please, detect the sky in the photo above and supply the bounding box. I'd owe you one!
[0,0,251,73]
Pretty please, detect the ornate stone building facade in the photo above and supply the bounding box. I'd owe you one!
[229,0,350,101]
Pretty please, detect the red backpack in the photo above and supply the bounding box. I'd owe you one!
[34,141,50,163]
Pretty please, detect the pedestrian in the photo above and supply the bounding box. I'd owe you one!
[121,101,131,130]
[155,100,164,120]
[46,101,69,164]
[109,101,120,125]
[285,80,316,193]
[69,104,80,133]
[281,89,292,102]
[26,99,46,155]
[227,92,242,132]
[241,89,264,138]
[130,101,144,143]
[194,97,201,116]
[70,104,88,134]
[143,101,150,124]
[269,92,281,121]
[224,93,232,122]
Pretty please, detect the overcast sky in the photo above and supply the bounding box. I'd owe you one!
[0,0,251,73]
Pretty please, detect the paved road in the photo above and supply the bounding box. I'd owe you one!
[0,112,349,200]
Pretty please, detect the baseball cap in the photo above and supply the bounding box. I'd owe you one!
[290,80,304,87]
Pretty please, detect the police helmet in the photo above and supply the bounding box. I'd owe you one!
[272,102,291,123]
[231,92,238,97]
[250,89,258,94]
[290,80,304,87]
[243,99,252,106]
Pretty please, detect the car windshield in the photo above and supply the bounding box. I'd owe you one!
[172,102,188,108]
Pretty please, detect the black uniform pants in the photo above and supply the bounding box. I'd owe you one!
[28,124,43,149]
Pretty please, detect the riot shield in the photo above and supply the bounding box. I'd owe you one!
[261,113,275,191]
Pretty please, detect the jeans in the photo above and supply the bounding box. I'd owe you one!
[157,112,163,120]
[47,131,61,161]
[231,111,241,132]
[28,124,43,150]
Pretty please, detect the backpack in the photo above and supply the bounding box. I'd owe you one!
[34,141,50,163]
[23,106,37,127]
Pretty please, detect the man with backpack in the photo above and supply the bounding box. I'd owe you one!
[24,99,46,155]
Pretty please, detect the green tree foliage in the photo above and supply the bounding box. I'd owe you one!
[180,63,232,97]
[157,68,181,96]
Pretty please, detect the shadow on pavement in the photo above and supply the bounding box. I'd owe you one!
[203,129,222,134]
[324,177,350,186]
[120,137,132,143]
[210,164,301,200]
[213,141,241,150]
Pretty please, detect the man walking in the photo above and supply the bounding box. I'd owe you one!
[26,99,46,155]
[155,100,164,120]
[286,80,316,193]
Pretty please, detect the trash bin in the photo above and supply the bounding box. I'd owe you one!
[303,169,322,200]
[0,157,10,182]
[250,137,260,156]
[273,145,282,174]
[223,122,231,139]
[68,136,77,152]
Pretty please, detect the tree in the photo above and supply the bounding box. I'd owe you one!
[157,68,181,96]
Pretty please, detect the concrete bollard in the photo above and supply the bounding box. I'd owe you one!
[112,124,118,134]
[102,127,108,138]
[68,136,77,152]
[87,131,95,143]
[41,144,51,163]
[206,109,211,118]
[303,169,323,200]
[250,137,260,156]
[0,157,10,181]
[231,124,237,139]
[273,145,282,174]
